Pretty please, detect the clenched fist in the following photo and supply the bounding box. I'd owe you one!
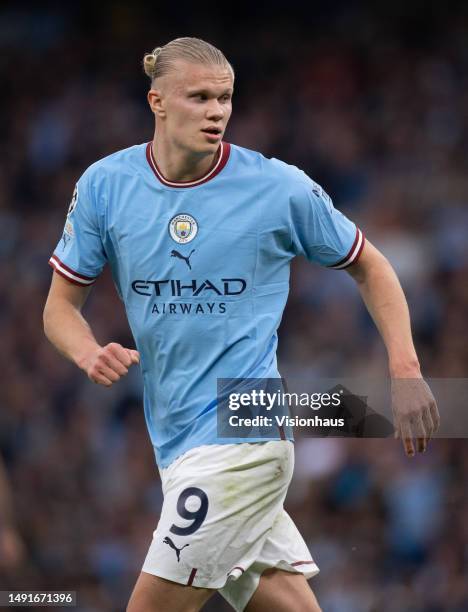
[81,342,140,386]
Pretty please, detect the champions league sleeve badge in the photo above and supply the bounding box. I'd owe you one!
[67,184,78,216]
[169,213,198,244]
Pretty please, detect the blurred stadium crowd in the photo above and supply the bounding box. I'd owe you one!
[0,2,467,611]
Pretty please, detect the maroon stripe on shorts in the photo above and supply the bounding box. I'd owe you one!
[187,568,197,586]
[291,560,315,566]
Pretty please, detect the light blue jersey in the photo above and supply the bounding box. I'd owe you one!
[49,142,364,468]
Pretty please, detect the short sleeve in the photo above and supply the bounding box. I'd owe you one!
[49,172,107,286]
[289,176,365,269]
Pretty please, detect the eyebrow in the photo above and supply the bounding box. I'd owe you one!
[186,88,233,96]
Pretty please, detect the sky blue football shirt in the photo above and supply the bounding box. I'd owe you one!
[49,142,365,468]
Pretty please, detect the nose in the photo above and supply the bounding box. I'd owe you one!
[206,100,224,121]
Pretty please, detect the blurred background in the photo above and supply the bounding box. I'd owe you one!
[0,1,467,610]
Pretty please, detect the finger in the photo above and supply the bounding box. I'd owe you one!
[422,409,434,441]
[412,415,428,453]
[430,401,440,433]
[400,422,415,457]
[106,343,133,367]
[96,364,121,383]
[127,349,140,364]
[404,437,415,457]
[101,352,129,376]
[412,414,426,437]
[416,438,426,453]
[90,372,113,387]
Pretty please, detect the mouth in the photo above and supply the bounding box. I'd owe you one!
[201,127,222,140]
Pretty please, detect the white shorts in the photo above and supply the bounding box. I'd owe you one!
[142,441,319,611]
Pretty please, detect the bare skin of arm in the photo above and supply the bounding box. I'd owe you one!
[43,272,139,386]
[0,459,25,569]
[346,240,440,456]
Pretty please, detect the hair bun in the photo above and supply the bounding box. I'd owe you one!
[143,47,163,79]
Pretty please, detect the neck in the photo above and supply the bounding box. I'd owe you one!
[152,132,219,183]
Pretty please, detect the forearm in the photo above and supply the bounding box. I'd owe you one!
[44,274,139,386]
[43,298,100,371]
[352,253,421,377]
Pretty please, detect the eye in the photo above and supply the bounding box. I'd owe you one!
[190,93,207,102]
[220,94,231,102]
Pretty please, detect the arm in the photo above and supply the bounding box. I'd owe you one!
[346,240,420,377]
[346,240,440,455]
[43,272,139,386]
[0,458,25,569]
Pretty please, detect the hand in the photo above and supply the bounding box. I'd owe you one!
[391,378,440,457]
[82,342,140,386]
[0,526,25,570]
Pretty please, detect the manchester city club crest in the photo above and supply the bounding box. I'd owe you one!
[169,213,198,244]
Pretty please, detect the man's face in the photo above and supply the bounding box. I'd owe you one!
[151,60,234,155]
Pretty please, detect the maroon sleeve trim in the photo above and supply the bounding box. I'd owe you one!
[327,228,365,269]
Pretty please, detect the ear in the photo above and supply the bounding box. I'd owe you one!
[147,88,166,118]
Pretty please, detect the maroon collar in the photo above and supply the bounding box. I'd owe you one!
[146,141,231,188]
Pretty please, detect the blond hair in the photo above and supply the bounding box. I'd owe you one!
[143,37,234,83]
